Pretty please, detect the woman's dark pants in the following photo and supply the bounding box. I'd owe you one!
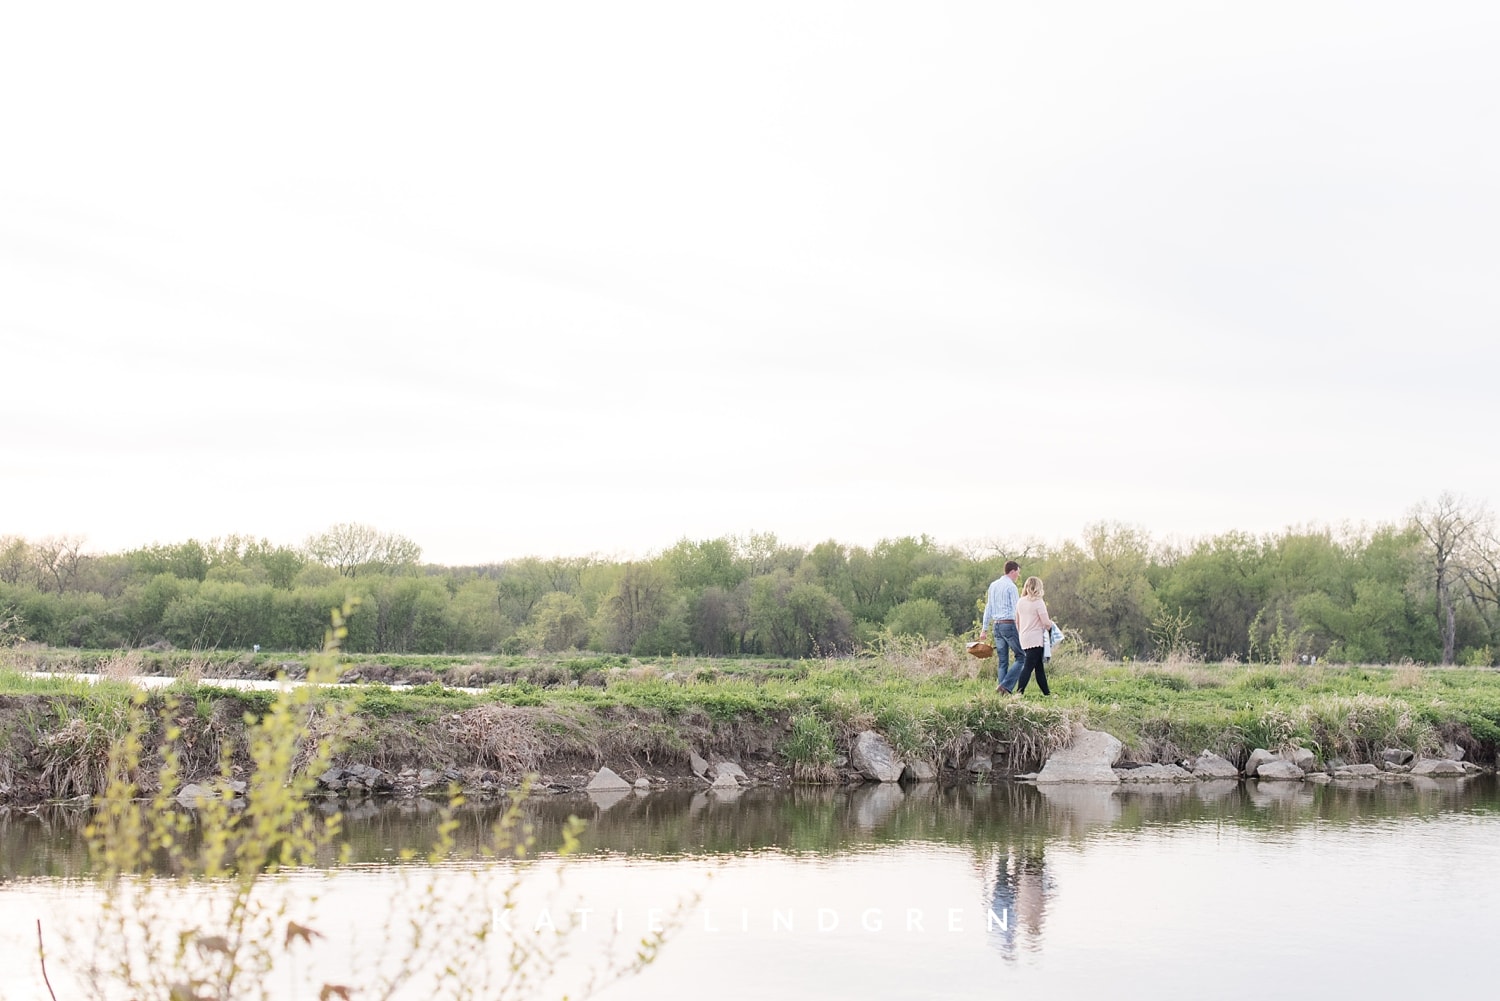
[1016,646,1049,696]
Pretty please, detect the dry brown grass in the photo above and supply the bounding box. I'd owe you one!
[98,650,145,680]
[446,704,552,774]
[872,636,978,680]
[791,761,838,784]
[1391,662,1426,690]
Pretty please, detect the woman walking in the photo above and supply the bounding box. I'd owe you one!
[1015,576,1057,696]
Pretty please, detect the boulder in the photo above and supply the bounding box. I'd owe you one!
[1410,758,1465,777]
[633,777,651,791]
[710,761,748,784]
[1380,761,1412,774]
[1441,742,1466,762]
[1305,772,1332,784]
[1283,747,1317,773]
[709,772,741,793]
[1333,764,1380,779]
[176,783,209,808]
[902,760,938,783]
[851,730,906,783]
[1114,763,1194,783]
[1187,751,1239,780]
[1036,725,1123,784]
[1380,748,1415,766]
[1256,760,1305,781]
[967,754,994,774]
[1244,749,1278,778]
[689,751,710,778]
[585,767,632,792]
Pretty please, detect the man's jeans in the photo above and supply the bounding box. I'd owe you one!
[993,622,1025,691]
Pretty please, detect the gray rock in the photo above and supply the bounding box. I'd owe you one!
[633,777,651,790]
[968,754,994,773]
[1257,760,1306,781]
[709,772,741,792]
[1036,725,1123,784]
[710,761,749,784]
[1442,742,1466,762]
[689,751,710,778]
[1326,757,1348,771]
[1187,750,1239,780]
[176,783,209,808]
[1305,772,1332,784]
[1461,761,1485,775]
[417,768,443,789]
[902,760,938,782]
[1114,763,1194,783]
[851,730,906,783]
[1283,747,1317,773]
[586,767,632,792]
[1410,758,1466,777]
[1380,761,1412,773]
[1244,749,1278,778]
[1333,764,1380,779]
[1380,747,1415,766]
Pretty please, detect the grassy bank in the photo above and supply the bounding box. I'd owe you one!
[2,641,1498,805]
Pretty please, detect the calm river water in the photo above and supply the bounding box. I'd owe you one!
[3,776,1498,1000]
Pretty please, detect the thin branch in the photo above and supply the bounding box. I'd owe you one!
[38,919,59,1001]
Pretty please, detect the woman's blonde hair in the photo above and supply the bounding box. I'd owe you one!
[1022,576,1045,599]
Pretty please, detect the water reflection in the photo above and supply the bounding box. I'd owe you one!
[5,777,1500,1000]
[986,842,1053,960]
[3,776,1495,883]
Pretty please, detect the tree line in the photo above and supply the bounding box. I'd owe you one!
[3,496,1500,665]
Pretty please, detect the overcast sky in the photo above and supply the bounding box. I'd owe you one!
[3,2,1497,564]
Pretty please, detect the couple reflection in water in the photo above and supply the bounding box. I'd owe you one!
[986,842,1053,960]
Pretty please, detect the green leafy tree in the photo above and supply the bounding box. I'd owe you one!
[884,598,950,642]
[524,591,589,652]
[747,573,853,656]
[1046,523,1159,657]
[598,562,672,653]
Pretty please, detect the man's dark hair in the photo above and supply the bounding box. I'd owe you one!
[1004,560,1020,574]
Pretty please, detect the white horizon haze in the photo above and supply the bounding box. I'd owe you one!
[3,2,1498,565]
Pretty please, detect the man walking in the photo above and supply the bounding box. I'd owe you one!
[979,561,1025,694]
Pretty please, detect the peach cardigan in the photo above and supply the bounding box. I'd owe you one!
[1016,596,1053,649]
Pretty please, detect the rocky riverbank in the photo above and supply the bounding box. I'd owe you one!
[1,680,1496,809]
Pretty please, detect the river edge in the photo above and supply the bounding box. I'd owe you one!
[2,683,1496,810]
